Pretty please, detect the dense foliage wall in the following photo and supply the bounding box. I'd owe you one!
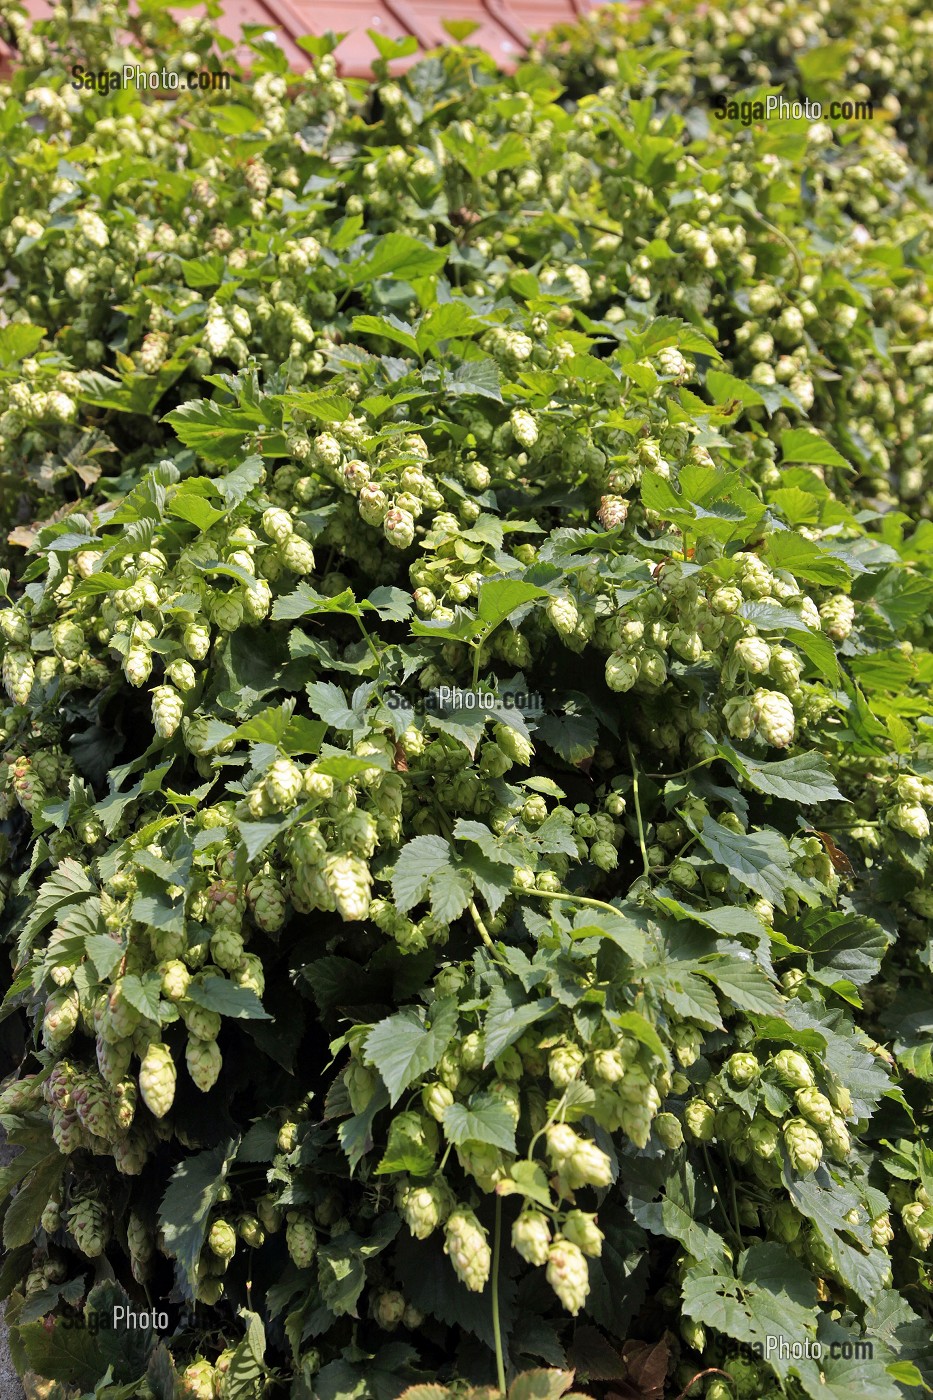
[0,3,931,1399]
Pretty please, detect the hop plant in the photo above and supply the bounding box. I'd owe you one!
[324,854,372,920]
[396,1177,454,1240]
[444,1207,491,1292]
[139,1041,176,1119]
[561,1210,603,1258]
[208,1218,237,1260]
[783,1117,823,1174]
[512,1209,552,1265]
[67,1197,109,1257]
[546,1237,590,1314]
[151,684,184,738]
[771,1050,815,1089]
[186,1035,222,1091]
[286,1212,318,1268]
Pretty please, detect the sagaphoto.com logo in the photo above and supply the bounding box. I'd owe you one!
[71,63,233,95]
[712,90,873,127]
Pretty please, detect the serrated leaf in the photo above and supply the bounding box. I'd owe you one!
[508,1370,576,1400]
[159,1139,238,1290]
[484,985,558,1064]
[781,428,850,470]
[186,978,270,1020]
[120,972,162,1022]
[697,818,808,912]
[442,1093,517,1152]
[720,746,845,804]
[477,579,548,630]
[365,997,459,1105]
[348,232,447,286]
[392,836,472,922]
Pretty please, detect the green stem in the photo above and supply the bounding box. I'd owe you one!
[468,899,509,969]
[492,1195,507,1397]
[471,639,483,690]
[627,739,651,878]
[522,888,631,924]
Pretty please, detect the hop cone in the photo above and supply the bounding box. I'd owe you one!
[286,1214,318,1268]
[67,1197,109,1258]
[546,1237,590,1314]
[443,1207,491,1292]
[512,1209,551,1266]
[186,1035,222,1092]
[139,1042,176,1119]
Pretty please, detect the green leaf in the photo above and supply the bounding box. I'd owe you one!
[19,858,95,960]
[159,1139,239,1289]
[508,1371,577,1400]
[781,428,850,471]
[799,910,890,990]
[697,817,811,912]
[719,746,845,803]
[483,986,558,1064]
[442,1092,517,1153]
[441,358,503,401]
[163,398,263,460]
[365,997,459,1106]
[682,1243,819,1382]
[697,956,782,1015]
[477,579,548,630]
[0,323,45,367]
[392,836,472,922]
[186,978,271,1020]
[348,233,447,287]
[120,972,162,1022]
[222,1310,268,1399]
[3,1151,64,1249]
[499,1160,553,1210]
[352,313,419,355]
[765,532,852,586]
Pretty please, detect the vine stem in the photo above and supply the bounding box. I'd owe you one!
[468,899,510,969]
[521,888,631,924]
[627,739,651,878]
[492,1195,506,1397]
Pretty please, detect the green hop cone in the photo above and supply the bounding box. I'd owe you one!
[208,1219,237,1261]
[210,928,245,970]
[51,619,84,660]
[748,1117,780,1160]
[186,1035,222,1092]
[286,1213,318,1268]
[512,1209,552,1266]
[444,1206,491,1292]
[783,1116,823,1174]
[888,803,931,840]
[546,1237,589,1315]
[752,688,796,748]
[183,622,211,661]
[262,506,294,545]
[264,757,304,811]
[373,1289,406,1330]
[42,988,80,1048]
[684,1098,715,1142]
[124,645,152,687]
[151,684,184,739]
[902,1202,933,1251]
[2,648,34,705]
[139,1041,176,1119]
[547,593,579,637]
[822,1112,851,1161]
[726,1052,760,1087]
[384,507,416,549]
[396,1177,454,1240]
[178,1359,216,1400]
[324,853,372,921]
[549,1043,585,1089]
[422,1082,454,1122]
[561,1210,603,1258]
[795,1086,833,1128]
[605,651,637,692]
[237,1214,266,1248]
[771,1049,815,1089]
[247,872,286,932]
[346,1060,379,1114]
[870,1212,894,1248]
[160,960,191,1002]
[67,1196,109,1258]
[494,722,533,766]
[510,407,538,448]
[655,1112,685,1150]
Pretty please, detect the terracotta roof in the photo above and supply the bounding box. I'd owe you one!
[1,0,602,77]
